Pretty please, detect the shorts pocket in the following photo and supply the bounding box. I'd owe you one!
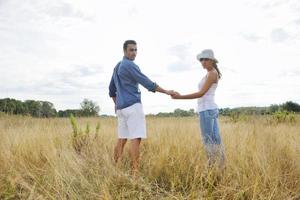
[116,110,121,117]
[134,103,144,116]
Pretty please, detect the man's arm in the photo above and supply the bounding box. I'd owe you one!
[126,63,174,95]
[155,85,176,95]
[109,75,117,98]
[109,74,117,112]
[112,97,116,104]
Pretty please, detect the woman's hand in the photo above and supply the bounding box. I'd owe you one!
[164,90,181,98]
[165,90,177,96]
[171,91,181,99]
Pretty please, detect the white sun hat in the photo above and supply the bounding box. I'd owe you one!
[196,49,218,63]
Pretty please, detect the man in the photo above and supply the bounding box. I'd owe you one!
[109,40,174,175]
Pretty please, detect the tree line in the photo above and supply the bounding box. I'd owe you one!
[219,101,300,116]
[0,98,299,118]
[0,98,100,117]
[148,101,300,117]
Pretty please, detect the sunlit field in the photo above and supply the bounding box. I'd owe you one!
[0,114,299,199]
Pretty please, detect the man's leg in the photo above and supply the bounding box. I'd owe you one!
[114,139,127,163]
[129,138,141,174]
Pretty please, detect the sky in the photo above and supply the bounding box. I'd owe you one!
[0,0,300,115]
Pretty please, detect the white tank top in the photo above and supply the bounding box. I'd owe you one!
[197,75,218,112]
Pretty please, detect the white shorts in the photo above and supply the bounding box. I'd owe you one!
[116,103,147,139]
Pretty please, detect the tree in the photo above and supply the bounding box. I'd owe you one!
[40,101,57,117]
[3,98,16,114]
[15,100,27,115]
[58,109,81,117]
[268,104,280,114]
[80,99,100,117]
[281,101,300,112]
[24,100,42,117]
[219,108,231,116]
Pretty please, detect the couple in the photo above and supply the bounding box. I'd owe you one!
[109,40,225,174]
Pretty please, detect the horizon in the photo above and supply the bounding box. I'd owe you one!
[1,96,298,116]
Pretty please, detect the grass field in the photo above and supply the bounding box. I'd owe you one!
[0,114,299,199]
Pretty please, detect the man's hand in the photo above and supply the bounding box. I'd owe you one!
[171,91,181,99]
[165,90,178,96]
[155,86,179,97]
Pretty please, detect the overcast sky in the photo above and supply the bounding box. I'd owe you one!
[1,0,300,115]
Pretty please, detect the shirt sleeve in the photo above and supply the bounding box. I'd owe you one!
[126,63,158,92]
[109,74,117,97]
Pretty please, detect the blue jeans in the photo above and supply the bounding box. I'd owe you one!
[199,109,225,166]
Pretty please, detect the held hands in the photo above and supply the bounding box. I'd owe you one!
[165,90,181,99]
[165,90,176,95]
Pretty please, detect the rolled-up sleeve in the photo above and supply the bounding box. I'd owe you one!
[126,63,157,92]
[109,74,117,97]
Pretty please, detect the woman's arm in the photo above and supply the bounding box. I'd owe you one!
[172,71,218,99]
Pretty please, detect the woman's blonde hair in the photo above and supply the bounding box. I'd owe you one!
[212,61,222,79]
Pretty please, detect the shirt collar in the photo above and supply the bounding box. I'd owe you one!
[123,56,134,61]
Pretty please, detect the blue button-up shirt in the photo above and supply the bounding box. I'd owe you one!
[109,57,157,110]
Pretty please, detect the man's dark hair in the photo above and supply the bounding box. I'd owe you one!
[123,40,137,51]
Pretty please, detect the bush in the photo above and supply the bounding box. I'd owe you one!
[228,112,248,123]
[269,111,296,124]
[69,114,101,154]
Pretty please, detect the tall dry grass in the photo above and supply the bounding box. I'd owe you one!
[0,114,299,199]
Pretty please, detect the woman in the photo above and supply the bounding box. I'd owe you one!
[171,49,225,167]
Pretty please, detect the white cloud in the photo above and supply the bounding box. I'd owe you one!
[167,43,196,72]
[240,33,264,42]
[270,28,290,42]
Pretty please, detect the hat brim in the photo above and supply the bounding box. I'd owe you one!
[196,54,218,63]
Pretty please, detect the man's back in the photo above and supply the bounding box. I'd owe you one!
[109,57,157,110]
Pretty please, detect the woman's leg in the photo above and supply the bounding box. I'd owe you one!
[212,114,225,168]
[199,109,225,167]
[199,111,215,164]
